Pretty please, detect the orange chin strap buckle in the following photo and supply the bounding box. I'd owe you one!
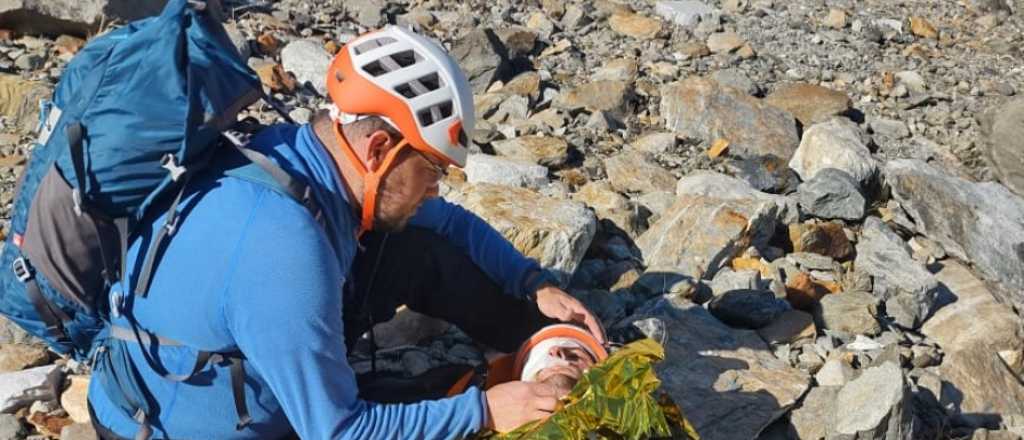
[331,121,408,235]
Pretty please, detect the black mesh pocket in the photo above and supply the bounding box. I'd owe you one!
[21,165,118,314]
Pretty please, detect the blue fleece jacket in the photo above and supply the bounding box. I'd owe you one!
[88,124,548,439]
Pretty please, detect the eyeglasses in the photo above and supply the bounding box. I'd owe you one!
[419,151,448,181]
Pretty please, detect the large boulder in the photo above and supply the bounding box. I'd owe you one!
[884,159,1024,304]
[661,76,801,161]
[637,191,783,281]
[827,362,914,439]
[446,183,597,285]
[0,0,168,36]
[789,117,878,184]
[980,97,1024,196]
[0,74,52,134]
[921,262,1024,427]
[624,295,810,440]
[855,217,939,329]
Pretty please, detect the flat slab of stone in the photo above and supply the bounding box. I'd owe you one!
[661,77,800,161]
[625,295,810,440]
[637,192,783,280]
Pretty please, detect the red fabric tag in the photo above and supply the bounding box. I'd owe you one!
[12,233,23,248]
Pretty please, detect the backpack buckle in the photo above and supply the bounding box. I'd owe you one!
[161,154,187,182]
[12,257,32,283]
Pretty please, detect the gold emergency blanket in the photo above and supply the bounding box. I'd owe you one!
[481,338,699,440]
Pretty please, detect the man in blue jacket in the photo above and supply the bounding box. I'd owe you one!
[88,25,604,439]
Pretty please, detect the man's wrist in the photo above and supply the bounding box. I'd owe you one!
[523,269,558,301]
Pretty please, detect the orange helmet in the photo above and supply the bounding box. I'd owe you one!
[325,26,474,233]
[326,25,474,168]
[512,324,609,378]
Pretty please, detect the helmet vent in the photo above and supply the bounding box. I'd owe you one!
[354,37,397,55]
[361,50,422,77]
[417,102,453,127]
[394,73,443,98]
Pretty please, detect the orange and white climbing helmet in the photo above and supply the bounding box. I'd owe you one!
[325,25,474,168]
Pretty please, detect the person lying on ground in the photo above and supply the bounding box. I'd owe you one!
[448,324,609,410]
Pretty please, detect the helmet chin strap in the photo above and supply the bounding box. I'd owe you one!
[331,119,408,235]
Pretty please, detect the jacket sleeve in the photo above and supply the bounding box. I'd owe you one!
[409,196,557,298]
[225,193,488,440]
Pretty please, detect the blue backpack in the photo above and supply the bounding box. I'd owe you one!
[0,0,317,435]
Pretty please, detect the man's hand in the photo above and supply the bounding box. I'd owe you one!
[484,381,560,432]
[535,284,606,344]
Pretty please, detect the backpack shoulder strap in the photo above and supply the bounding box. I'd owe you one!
[221,132,321,219]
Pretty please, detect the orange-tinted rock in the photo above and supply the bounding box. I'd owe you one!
[786,272,826,310]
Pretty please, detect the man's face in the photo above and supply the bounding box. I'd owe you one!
[529,343,598,397]
[370,139,446,232]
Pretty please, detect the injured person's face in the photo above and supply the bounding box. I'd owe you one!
[519,337,598,396]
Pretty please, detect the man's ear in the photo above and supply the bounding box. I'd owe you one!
[364,129,395,172]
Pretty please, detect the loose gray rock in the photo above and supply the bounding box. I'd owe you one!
[816,358,856,387]
[280,40,332,95]
[980,97,1024,196]
[0,0,168,36]
[60,423,97,440]
[14,53,44,71]
[661,77,801,161]
[604,150,676,195]
[623,295,810,440]
[855,217,939,329]
[464,154,549,189]
[709,267,762,296]
[828,362,913,439]
[789,117,878,184]
[572,181,644,237]
[450,29,510,94]
[791,386,841,440]
[0,364,61,413]
[813,291,882,336]
[654,1,718,28]
[725,155,800,195]
[492,135,569,168]
[0,413,23,440]
[765,83,852,127]
[708,289,789,329]
[676,171,799,223]
[345,0,385,28]
[885,159,1024,304]
[798,168,867,221]
[553,80,634,119]
[711,68,759,96]
[0,74,53,134]
[869,118,911,140]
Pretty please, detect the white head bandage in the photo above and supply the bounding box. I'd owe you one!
[519,337,596,382]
